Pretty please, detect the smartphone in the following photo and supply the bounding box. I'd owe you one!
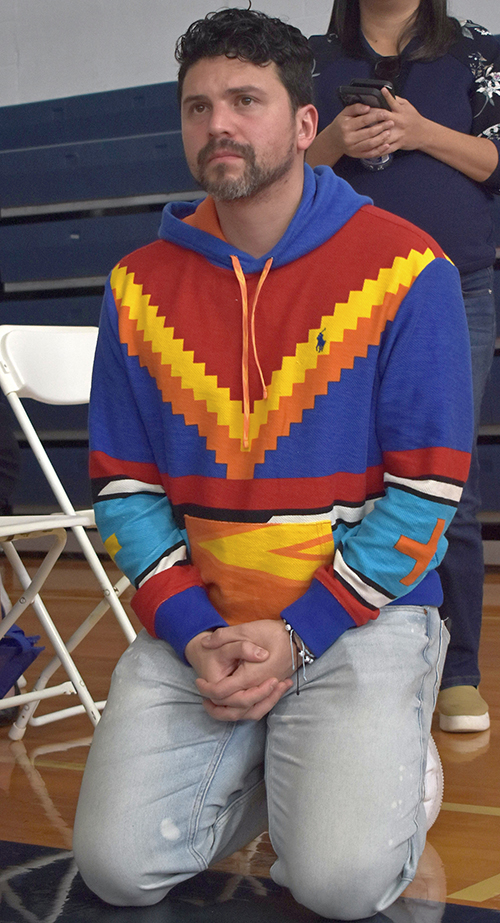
[338,79,395,110]
[349,78,395,92]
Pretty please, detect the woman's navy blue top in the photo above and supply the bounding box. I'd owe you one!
[309,21,500,273]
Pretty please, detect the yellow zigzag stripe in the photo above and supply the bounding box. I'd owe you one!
[111,264,234,416]
[199,522,334,581]
[112,247,436,446]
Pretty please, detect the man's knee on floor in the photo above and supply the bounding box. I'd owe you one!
[276,850,406,920]
[72,829,174,907]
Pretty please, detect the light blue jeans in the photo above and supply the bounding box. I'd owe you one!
[73,605,448,920]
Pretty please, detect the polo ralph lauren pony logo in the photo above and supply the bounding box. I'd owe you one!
[316,328,327,353]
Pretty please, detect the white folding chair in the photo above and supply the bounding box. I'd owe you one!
[0,325,136,739]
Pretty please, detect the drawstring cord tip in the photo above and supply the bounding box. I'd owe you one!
[281,619,316,695]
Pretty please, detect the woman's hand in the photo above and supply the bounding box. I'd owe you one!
[378,87,498,181]
[378,87,428,151]
[306,102,394,167]
[337,102,395,159]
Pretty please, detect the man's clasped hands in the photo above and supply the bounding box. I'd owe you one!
[185,620,298,721]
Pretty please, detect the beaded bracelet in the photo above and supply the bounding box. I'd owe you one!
[281,619,315,695]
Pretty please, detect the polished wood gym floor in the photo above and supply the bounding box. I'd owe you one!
[0,556,499,921]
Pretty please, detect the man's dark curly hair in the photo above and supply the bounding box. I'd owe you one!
[175,8,314,112]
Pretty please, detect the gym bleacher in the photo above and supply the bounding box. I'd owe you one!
[0,81,198,513]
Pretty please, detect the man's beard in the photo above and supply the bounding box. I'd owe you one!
[195,138,295,201]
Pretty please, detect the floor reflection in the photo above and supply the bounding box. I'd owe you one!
[1,840,500,923]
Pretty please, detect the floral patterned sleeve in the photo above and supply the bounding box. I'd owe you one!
[463,21,500,192]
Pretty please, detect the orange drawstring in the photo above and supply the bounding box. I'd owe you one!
[251,259,273,401]
[230,256,273,450]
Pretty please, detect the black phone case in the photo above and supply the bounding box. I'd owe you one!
[349,77,395,94]
[337,86,392,110]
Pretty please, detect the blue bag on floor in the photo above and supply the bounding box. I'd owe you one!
[0,623,44,699]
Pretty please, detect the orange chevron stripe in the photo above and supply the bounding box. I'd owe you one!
[269,532,334,561]
[113,273,412,479]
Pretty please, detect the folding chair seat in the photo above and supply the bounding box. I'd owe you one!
[0,325,136,740]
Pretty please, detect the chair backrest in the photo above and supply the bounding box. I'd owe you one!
[0,325,98,404]
[0,325,99,514]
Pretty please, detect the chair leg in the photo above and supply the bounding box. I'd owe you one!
[0,578,12,614]
[1,538,102,739]
[9,632,101,740]
[22,580,132,729]
[15,574,132,731]
[1,529,134,738]
[0,532,67,637]
[8,591,102,739]
[70,525,136,644]
[23,576,130,699]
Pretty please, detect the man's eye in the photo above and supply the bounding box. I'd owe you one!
[239,97,254,106]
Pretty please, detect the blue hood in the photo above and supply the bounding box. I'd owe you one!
[158,164,372,273]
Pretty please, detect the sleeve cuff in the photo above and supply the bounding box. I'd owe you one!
[153,586,228,662]
[281,578,357,658]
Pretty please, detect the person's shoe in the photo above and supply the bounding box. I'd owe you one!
[437,685,490,733]
[424,736,444,830]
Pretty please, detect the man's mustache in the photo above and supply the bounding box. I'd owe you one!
[197,138,254,167]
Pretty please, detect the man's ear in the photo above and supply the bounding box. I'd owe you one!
[296,104,319,151]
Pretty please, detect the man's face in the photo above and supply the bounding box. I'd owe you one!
[181,56,301,202]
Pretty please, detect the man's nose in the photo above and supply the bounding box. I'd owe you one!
[207,102,235,137]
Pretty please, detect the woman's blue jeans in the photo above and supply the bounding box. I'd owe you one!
[73,606,448,920]
[438,265,496,689]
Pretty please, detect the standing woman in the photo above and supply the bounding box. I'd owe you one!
[307,0,500,733]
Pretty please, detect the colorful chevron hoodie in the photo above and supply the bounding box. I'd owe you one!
[89,164,473,661]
